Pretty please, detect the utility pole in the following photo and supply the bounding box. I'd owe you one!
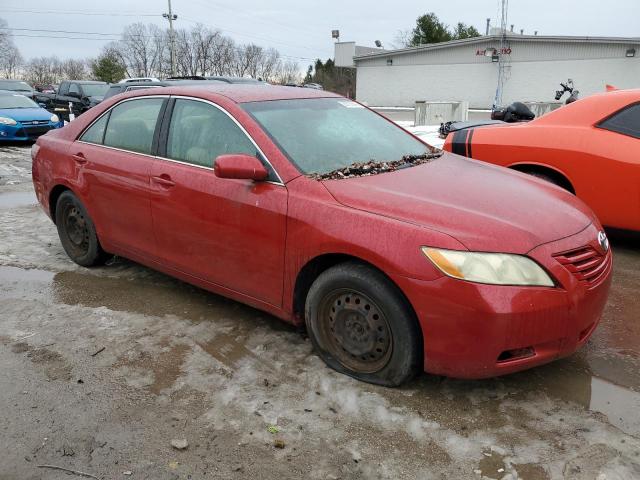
[493,0,508,110]
[163,0,178,76]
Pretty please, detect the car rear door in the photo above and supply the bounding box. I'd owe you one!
[74,96,167,257]
[150,97,288,307]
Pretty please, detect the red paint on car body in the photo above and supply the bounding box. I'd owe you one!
[32,85,612,379]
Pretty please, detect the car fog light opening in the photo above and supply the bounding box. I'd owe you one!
[497,347,535,363]
[422,247,555,287]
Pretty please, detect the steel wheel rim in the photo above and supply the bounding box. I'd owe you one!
[62,204,90,256]
[317,288,393,373]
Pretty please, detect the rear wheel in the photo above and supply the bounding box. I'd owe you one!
[55,191,108,267]
[305,262,422,386]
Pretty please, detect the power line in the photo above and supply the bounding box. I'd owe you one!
[10,33,119,42]
[1,27,121,36]
[2,9,161,17]
[180,16,321,54]
[2,27,317,60]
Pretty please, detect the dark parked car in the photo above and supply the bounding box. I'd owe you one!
[99,79,226,106]
[0,79,36,99]
[34,84,57,94]
[102,82,169,102]
[205,76,267,85]
[35,80,109,120]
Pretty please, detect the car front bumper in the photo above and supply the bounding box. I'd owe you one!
[0,121,63,141]
[392,223,612,379]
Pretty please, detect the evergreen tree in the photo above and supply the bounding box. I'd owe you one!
[409,13,480,46]
[91,51,126,83]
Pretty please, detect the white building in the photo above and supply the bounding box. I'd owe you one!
[336,35,640,109]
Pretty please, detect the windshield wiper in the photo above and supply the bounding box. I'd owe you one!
[307,149,443,181]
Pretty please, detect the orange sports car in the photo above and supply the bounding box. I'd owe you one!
[442,89,640,232]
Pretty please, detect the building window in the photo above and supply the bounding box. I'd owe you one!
[386,58,393,66]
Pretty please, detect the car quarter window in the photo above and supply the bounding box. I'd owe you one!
[79,112,110,145]
[102,98,165,154]
[598,102,640,139]
[166,99,257,168]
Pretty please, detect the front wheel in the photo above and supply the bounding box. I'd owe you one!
[55,191,108,267]
[305,262,422,386]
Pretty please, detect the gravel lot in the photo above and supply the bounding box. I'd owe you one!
[1,143,639,480]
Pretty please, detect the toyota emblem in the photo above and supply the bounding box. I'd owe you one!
[597,231,609,253]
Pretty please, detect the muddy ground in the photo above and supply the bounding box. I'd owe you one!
[1,143,639,480]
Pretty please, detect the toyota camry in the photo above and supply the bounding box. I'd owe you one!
[32,85,612,386]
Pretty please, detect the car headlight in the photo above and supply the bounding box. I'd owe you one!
[50,114,59,123]
[422,247,555,287]
[0,116,17,126]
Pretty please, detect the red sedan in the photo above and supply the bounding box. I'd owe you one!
[32,85,612,385]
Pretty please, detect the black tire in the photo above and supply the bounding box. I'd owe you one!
[55,191,108,267]
[305,262,422,387]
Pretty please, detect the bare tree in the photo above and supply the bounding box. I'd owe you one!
[25,56,64,85]
[208,35,236,76]
[62,59,87,80]
[0,18,23,78]
[118,23,165,77]
[273,60,301,85]
[256,48,280,81]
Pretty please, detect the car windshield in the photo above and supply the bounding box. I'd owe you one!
[242,98,433,175]
[0,94,39,109]
[0,81,32,92]
[82,84,109,97]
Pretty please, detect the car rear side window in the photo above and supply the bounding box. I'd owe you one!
[166,99,256,168]
[598,102,640,139]
[80,113,109,145]
[103,98,164,154]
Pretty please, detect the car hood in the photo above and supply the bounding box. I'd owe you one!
[321,154,594,254]
[0,107,53,122]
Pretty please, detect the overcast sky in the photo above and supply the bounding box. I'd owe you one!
[3,0,638,67]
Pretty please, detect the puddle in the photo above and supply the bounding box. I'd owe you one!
[589,376,640,435]
[0,191,37,209]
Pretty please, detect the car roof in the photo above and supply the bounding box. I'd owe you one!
[64,80,107,84]
[110,81,170,88]
[205,76,265,84]
[0,79,31,84]
[0,89,30,96]
[126,84,341,103]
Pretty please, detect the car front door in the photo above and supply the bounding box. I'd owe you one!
[73,96,167,257]
[150,97,288,307]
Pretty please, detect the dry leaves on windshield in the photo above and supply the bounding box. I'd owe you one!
[307,150,444,181]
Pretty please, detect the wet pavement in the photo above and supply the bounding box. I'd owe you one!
[1,145,639,479]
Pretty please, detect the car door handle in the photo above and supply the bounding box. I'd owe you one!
[71,153,87,164]
[151,175,175,188]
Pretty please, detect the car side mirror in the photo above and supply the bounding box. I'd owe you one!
[214,154,268,181]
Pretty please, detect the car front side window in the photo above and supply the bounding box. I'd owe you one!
[166,99,257,168]
[103,98,164,155]
[598,102,640,139]
[68,84,81,97]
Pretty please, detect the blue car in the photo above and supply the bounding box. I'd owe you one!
[0,90,64,141]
